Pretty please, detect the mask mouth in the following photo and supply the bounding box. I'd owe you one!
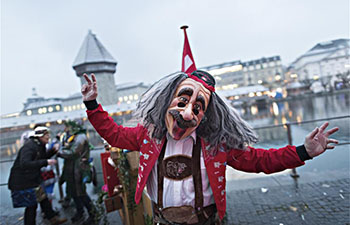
[169,110,197,129]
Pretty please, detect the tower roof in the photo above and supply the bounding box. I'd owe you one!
[73,30,117,67]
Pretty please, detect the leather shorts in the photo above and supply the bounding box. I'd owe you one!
[152,202,219,225]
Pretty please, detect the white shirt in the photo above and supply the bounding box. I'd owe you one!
[146,132,214,207]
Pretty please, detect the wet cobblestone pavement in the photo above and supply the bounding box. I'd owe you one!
[1,171,349,225]
[0,200,123,225]
[225,172,350,225]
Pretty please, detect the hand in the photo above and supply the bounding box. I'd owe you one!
[47,159,57,166]
[81,73,98,101]
[52,143,60,153]
[304,122,339,158]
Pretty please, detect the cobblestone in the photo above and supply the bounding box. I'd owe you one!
[1,174,349,224]
[225,178,350,225]
[0,199,123,225]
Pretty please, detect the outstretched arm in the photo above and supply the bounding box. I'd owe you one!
[82,73,143,151]
[304,122,339,158]
[227,122,339,174]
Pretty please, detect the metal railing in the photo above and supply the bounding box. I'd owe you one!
[253,115,350,179]
[1,115,349,188]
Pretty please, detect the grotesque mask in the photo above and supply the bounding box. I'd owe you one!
[165,78,211,140]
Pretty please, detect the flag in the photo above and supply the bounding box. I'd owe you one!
[181,25,197,73]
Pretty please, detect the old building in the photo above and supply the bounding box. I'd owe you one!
[200,60,244,90]
[242,56,283,86]
[0,31,149,156]
[200,56,284,90]
[73,30,118,106]
[288,39,350,82]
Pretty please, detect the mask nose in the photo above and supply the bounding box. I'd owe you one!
[181,104,193,121]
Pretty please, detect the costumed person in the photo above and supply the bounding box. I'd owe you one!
[8,126,67,225]
[81,71,339,225]
[58,124,73,208]
[57,120,95,224]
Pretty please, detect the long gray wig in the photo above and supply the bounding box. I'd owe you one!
[133,72,258,152]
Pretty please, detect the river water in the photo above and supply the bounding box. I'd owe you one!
[224,91,350,180]
[1,92,349,214]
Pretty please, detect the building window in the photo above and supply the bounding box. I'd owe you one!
[119,97,123,102]
[26,110,32,116]
[55,105,61,111]
[134,94,139,100]
[48,107,53,112]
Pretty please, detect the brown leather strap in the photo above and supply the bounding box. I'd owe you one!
[192,138,203,217]
[157,137,204,220]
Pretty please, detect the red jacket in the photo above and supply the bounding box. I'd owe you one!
[87,105,305,219]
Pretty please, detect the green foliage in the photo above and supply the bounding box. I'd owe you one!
[90,191,109,225]
[116,152,138,214]
[144,214,153,225]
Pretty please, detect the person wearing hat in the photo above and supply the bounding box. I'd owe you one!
[82,71,339,225]
[8,126,67,225]
[57,120,95,224]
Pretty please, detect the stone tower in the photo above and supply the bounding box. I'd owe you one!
[73,30,118,105]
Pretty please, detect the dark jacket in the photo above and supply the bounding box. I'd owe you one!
[8,138,55,191]
[58,133,90,197]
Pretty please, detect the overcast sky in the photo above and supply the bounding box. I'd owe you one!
[1,0,349,115]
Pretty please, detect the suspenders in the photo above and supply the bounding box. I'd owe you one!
[157,138,204,219]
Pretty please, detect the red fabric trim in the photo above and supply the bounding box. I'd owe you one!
[188,74,215,92]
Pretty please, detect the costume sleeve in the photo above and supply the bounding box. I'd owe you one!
[226,145,305,174]
[20,145,48,169]
[58,149,76,160]
[86,104,143,151]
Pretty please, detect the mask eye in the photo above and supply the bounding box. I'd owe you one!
[193,104,201,115]
[177,97,188,108]
[178,102,186,107]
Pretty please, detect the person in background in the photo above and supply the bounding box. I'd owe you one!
[8,126,67,225]
[20,130,35,147]
[41,133,61,202]
[58,125,73,208]
[57,120,95,224]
